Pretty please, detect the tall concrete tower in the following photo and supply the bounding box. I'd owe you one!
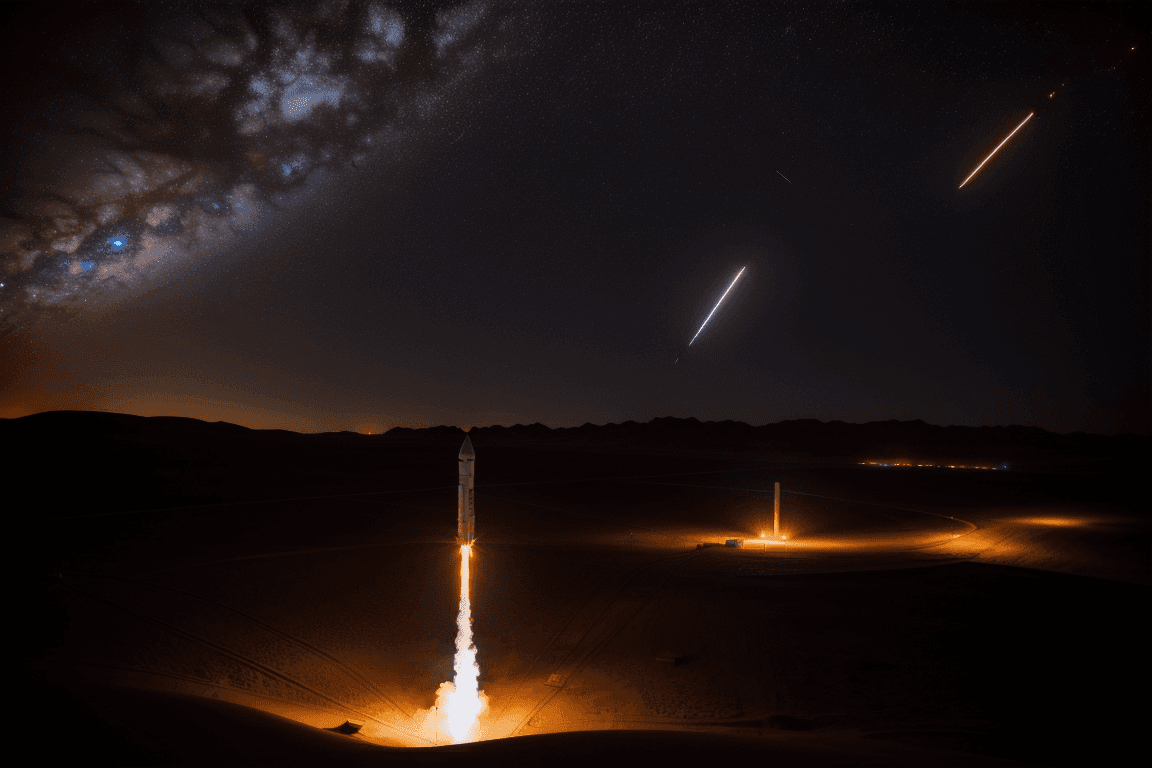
[457,435,475,545]
[773,481,780,538]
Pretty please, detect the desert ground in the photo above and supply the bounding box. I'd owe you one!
[21,414,1148,766]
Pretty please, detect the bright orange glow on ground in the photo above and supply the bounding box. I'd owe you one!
[743,536,792,549]
[1016,517,1087,528]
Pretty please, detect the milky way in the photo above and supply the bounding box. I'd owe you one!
[0,0,512,332]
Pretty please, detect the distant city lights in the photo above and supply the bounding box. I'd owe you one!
[860,461,1004,470]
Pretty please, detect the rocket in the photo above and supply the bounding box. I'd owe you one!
[457,434,475,545]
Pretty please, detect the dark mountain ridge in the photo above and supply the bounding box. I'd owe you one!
[388,415,1146,463]
[5,409,1146,464]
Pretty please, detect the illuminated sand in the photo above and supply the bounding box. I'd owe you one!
[25,429,1148,765]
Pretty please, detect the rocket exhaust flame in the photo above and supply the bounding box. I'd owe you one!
[442,544,484,743]
[958,112,1034,189]
[689,266,746,346]
[410,544,486,745]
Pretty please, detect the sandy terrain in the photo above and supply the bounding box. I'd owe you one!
[22,424,1148,766]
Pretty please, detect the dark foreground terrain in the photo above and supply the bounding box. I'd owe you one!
[15,411,1149,766]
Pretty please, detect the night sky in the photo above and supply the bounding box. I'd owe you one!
[1,1,1147,434]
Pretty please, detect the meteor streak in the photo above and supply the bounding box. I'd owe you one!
[776,170,793,184]
[689,266,746,346]
[958,111,1034,189]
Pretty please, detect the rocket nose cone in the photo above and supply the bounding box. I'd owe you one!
[459,434,475,458]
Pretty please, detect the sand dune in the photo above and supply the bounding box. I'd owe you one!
[19,412,1147,766]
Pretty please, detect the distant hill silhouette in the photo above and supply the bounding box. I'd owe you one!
[5,410,1147,465]
[388,414,1148,463]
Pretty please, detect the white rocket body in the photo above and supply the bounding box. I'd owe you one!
[458,435,475,545]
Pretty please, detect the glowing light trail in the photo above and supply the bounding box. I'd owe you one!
[958,112,1034,189]
[689,266,746,346]
[442,544,483,743]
